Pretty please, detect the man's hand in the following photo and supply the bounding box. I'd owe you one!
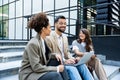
[64,58,76,64]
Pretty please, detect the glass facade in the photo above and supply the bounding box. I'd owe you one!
[0,0,78,40]
[96,0,120,35]
[0,0,120,40]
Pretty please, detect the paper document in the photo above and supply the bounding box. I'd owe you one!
[65,52,94,66]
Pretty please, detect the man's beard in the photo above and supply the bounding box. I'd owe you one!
[57,28,65,33]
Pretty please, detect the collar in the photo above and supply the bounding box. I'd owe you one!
[55,32,63,38]
[41,37,44,43]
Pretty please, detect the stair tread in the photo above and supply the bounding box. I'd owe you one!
[0,60,21,71]
[0,51,23,57]
[0,45,25,49]
[103,65,120,77]
[0,40,28,42]
[0,74,18,80]
[0,62,120,80]
[111,73,120,80]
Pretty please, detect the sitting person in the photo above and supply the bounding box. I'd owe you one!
[72,28,108,80]
[19,12,64,80]
[45,15,94,80]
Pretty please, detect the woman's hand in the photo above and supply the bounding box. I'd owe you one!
[91,54,96,59]
[75,57,81,62]
[58,65,64,72]
[55,54,63,64]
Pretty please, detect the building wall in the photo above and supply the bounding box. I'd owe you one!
[0,0,120,40]
[0,0,78,40]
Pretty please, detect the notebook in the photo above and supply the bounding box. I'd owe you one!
[65,52,94,66]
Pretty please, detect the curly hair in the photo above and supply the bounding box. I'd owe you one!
[27,12,49,33]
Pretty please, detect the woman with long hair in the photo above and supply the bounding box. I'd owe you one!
[72,28,107,80]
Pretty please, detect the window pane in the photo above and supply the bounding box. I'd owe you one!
[55,12,68,18]
[70,11,77,20]
[16,0,22,17]
[43,0,54,12]
[9,3,15,19]
[70,11,77,24]
[0,20,8,39]
[70,0,77,6]
[70,26,75,35]
[0,6,2,21]
[16,18,22,39]
[55,0,68,9]
[0,0,2,6]
[0,21,2,39]
[48,15,54,27]
[33,0,42,14]
[3,5,8,20]
[23,18,27,39]
[24,0,31,15]
[4,20,8,39]
[70,19,76,25]
[9,19,15,39]
[3,0,8,5]
[9,0,15,3]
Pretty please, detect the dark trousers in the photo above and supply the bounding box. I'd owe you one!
[47,58,69,80]
[38,72,63,80]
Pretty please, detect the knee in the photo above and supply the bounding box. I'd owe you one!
[52,72,61,77]
[78,64,87,69]
[49,72,63,80]
[66,66,78,73]
[66,66,76,70]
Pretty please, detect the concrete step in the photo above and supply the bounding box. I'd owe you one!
[0,59,119,80]
[111,72,120,80]
[104,60,120,67]
[93,64,120,80]
[0,46,25,53]
[0,74,18,80]
[104,65,120,80]
[0,60,21,78]
[0,40,28,46]
[0,52,23,63]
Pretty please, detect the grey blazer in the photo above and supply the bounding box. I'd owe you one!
[19,34,57,80]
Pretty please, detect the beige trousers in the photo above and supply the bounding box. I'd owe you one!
[87,58,108,80]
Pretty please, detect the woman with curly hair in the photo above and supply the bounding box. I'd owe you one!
[19,12,64,80]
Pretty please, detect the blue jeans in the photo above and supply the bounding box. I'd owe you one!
[65,64,94,80]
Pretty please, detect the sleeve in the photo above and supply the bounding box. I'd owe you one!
[26,42,57,73]
[72,45,79,51]
[72,40,79,51]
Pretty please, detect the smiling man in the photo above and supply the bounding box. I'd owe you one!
[45,15,94,80]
